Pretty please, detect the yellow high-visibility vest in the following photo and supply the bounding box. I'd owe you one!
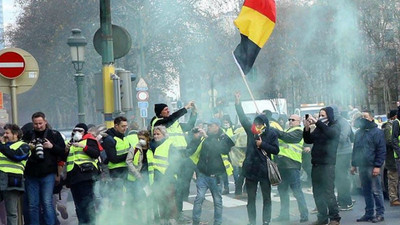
[126,134,139,149]
[190,138,233,176]
[127,149,154,185]
[270,121,283,131]
[277,126,303,163]
[67,139,98,172]
[108,136,131,170]
[151,118,187,150]
[0,141,27,175]
[153,138,174,174]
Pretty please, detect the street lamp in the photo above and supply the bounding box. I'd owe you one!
[67,29,87,123]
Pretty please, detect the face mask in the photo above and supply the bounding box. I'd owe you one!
[139,139,147,146]
[251,124,265,134]
[72,132,83,142]
[319,117,329,124]
[358,118,370,129]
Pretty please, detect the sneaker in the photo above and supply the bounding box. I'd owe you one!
[356,215,374,222]
[222,189,229,195]
[328,221,340,225]
[371,215,384,223]
[390,200,400,206]
[338,202,354,211]
[310,207,318,214]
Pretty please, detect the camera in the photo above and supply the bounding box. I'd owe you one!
[305,114,309,120]
[192,127,200,133]
[32,138,45,160]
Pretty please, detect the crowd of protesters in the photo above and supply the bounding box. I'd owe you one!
[0,94,400,225]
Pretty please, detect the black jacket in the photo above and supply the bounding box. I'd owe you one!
[303,107,340,165]
[235,103,280,183]
[23,129,66,177]
[150,108,197,133]
[352,121,386,167]
[103,128,127,164]
[189,129,234,176]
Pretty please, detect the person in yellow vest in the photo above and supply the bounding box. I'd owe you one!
[271,114,308,223]
[151,125,180,225]
[150,101,197,222]
[383,110,400,206]
[101,116,131,213]
[220,115,234,195]
[189,118,234,225]
[0,124,30,225]
[65,123,102,225]
[126,130,154,224]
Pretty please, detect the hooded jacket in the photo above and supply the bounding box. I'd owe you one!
[303,107,341,165]
[235,103,280,183]
[351,119,386,167]
[330,105,353,155]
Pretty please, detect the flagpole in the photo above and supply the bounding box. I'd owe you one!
[232,52,261,114]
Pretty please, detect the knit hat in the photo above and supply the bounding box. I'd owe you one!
[74,123,88,133]
[154,103,168,117]
[389,110,397,119]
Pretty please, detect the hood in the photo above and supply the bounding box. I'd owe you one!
[106,128,124,139]
[253,114,270,130]
[323,106,335,123]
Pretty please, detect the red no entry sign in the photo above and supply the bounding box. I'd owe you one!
[0,51,26,79]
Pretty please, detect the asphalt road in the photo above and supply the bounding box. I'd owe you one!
[57,180,399,225]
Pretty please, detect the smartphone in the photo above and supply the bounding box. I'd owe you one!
[305,114,309,120]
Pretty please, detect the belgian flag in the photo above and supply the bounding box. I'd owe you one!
[233,0,276,75]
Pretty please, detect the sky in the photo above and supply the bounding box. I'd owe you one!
[2,0,20,28]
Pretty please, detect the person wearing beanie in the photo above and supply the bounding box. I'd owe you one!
[382,110,400,206]
[150,100,198,222]
[65,123,102,225]
[303,107,341,225]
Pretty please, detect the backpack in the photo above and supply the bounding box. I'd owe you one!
[382,121,393,145]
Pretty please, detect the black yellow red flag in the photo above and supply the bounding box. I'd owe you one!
[233,0,276,75]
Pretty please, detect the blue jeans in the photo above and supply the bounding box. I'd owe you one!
[359,166,385,217]
[277,169,308,219]
[25,173,56,225]
[192,173,222,225]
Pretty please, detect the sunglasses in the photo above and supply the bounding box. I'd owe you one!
[288,119,297,121]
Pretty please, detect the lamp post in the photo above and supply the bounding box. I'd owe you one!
[67,29,87,123]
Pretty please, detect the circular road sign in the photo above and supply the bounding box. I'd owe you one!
[136,91,149,101]
[0,51,26,79]
[0,48,39,94]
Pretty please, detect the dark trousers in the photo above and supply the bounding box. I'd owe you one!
[233,166,245,195]
[70,180,95,225]
[176,159,195,213]
[246,178,271,224]
[335,153,353,206]
[312,164,340,223]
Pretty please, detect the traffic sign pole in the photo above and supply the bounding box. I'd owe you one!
[10,79,17,124]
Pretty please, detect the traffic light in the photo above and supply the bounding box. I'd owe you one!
[112,74,122,113]
[117,69,134,112]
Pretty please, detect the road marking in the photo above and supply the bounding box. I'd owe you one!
[183,201,194,211]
